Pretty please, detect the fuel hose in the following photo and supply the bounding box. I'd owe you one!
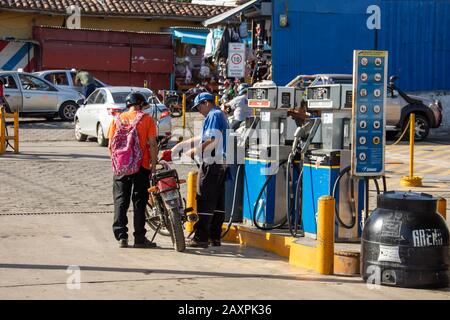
[252,160,288,230]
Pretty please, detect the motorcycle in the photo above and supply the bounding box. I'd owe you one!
[145,156,188,252]
[161,85,210,118]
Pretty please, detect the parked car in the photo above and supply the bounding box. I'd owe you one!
[289,74,443,140]
[0,71,84,121]
[74,87,172,147]
[34,70,107,95]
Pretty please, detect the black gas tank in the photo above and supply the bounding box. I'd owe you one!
[361,191,449,288]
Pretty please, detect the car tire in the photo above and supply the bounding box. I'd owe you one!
[75,119,87,142]
[97,123,108,147]
[410,114,430,141]
[59,101,79,121]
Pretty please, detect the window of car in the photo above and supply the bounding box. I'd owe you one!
[44,72,69,86]
[85,90,100,104]
[19,74,55,91]
[111,91,156,104]
[94,90,106,104]
[0,75,18,89]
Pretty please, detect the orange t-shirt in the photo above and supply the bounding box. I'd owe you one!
[108,111,157,170]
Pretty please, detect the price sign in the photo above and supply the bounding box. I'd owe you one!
[352,50,388,177]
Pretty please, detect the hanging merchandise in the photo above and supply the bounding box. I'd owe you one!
[212,27,225,58]
[239,21,248,39]
[199,62,211,79]
[204,30,214,58]
[214,27,241,63]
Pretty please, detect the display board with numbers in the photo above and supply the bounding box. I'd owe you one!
[351,50,388,177]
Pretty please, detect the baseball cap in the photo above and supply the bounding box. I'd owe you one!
[192,92,214,110]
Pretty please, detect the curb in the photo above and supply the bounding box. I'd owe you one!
[222,224,361,276]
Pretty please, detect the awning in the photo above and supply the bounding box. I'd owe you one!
[203,0,262,27]
[172,28,209,46]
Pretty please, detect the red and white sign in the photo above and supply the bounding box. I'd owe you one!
[227,43,245,78]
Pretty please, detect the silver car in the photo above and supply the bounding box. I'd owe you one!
[74,87,172,147]
[34,69,107,95]
[0,71,84,121]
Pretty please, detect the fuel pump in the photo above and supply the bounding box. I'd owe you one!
[301,51,389,242]
[241,84,303,229]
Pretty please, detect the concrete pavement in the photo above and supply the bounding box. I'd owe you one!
[0,119,449,299]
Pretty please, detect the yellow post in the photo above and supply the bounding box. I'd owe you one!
[400,113,423,187]
[185,171,199,234]
[437,197,447,220]
[316,196,335,275]
[182,94,186,130]
[13,111,19,154]
[0,107,5,154]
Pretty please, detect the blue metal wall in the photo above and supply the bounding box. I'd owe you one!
[272,0,450,92]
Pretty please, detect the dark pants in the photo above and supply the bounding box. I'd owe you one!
[194,163,227,243]
[84,84,96,98]
[112,167,150,243]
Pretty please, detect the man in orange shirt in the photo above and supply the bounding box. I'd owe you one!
[108,92,158,248]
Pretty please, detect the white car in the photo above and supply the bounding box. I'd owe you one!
[74,87,172,146]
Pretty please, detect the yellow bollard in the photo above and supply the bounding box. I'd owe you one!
[437,197,447,220]
[182,94,186,130]
[13,111,19,154]
[185,171,199,234]
[400,113,423,187]
[316,196,335,275]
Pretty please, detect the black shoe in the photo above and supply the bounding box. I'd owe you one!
[119,238,128,248]
[134,238,157,248]
[186,239,209,248]
[209,240,221,247]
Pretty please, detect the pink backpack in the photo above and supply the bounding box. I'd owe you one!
[110,111,145,176]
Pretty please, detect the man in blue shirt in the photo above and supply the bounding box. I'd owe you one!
[171,92,229,248]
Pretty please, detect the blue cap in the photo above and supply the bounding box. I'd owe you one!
[192,92,214,110]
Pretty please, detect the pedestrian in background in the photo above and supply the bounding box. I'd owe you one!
[108,92,158,249]
[75,70,96,98]
[221,83,251,130]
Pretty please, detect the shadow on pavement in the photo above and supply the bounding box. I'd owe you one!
[0,263,363,284]
[0,152,110,161]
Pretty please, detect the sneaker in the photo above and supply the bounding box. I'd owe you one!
[119,238,128,248]
[209,240,221,247]
[186,239,209,248]
[134,238,157,248]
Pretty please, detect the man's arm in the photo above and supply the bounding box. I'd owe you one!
[171,136,200,158]
[185,137,217,159]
